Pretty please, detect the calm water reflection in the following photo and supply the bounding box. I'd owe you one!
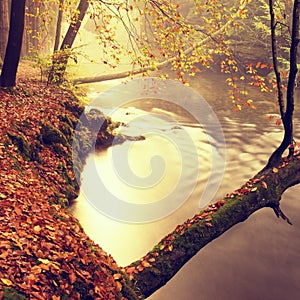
[71,74,300,299]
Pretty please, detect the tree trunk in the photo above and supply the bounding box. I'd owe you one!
[127,1,299,297]
[127,156,300,298]
[48,0,89,85]
[0,0,10,61]
[0,0,25,87]
[54,0,64,52]
[266,0,299,167]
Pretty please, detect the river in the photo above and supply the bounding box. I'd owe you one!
[70,72,300,300]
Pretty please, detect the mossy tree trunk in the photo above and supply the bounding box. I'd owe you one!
[124,1,300,298]
[127,156,300,298]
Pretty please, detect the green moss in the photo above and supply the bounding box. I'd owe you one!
[59,122,72,136]
[72,281,94,299]
[7,132,33,161]
[63,101,84,118]
[41,124,69,147]
[3,287,26,300]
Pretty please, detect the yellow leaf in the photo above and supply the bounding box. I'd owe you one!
[46,225,55,231]
[116,281,122,291]
[33,225,41,234]
[38,258,50,264]
[141,260,151,268]
[1,278,13,286]
[0,193,7,199]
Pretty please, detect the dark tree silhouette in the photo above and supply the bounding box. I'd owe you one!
[0,0,26,87]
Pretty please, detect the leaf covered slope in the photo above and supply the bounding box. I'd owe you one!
[0,79,130,299]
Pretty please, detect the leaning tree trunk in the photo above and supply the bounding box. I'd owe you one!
[47,0,89,85]
[125,1,300,297]
[126,156,300,298]
[0,0,25,87]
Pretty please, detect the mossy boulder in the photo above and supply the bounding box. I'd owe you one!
[63,101,84,118]
[41,124,69,147]
[6,132,36,161]
[83,108,108,132]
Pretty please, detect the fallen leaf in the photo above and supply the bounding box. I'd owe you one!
[69,271,76,284]
[33,225,41,234]
[38,258,50,264]
[113,273,122,280]
[141,260,151,268]
[1,278,13,286]
[261,181,268,189]
[116,281,122,291]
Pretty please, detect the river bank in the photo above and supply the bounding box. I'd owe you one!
[0,78,139,299]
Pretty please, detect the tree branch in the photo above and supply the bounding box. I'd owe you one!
[73,0,248,85]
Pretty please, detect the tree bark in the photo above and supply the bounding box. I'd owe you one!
[54,0,64,52]
[127,156,300,298]
[0,0,10,61]
[48,0,89,85]
[0,0,25,87]
[266,0,299,167]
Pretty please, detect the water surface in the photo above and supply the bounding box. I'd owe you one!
[71,73,300,299]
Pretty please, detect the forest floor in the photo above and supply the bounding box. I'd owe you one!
[0,63,136,299]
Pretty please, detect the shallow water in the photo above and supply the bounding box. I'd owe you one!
[71,73,300,299]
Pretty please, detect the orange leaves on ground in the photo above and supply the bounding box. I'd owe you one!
[0,79,121,299]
